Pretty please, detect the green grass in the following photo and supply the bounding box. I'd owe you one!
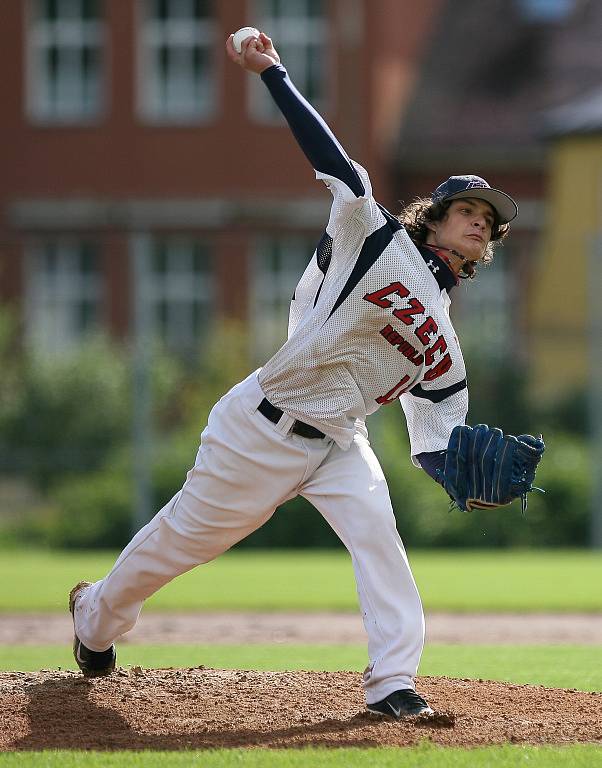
[1,548,601,613]
[0,745,601,767]
[1,644,600,691]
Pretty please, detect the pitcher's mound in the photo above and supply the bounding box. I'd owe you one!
[1,669,600,750]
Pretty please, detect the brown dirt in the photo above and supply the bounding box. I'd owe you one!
[1,668,600,750]
[2,612,602,645]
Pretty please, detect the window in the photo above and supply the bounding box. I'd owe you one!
[144,237,214,350]
[27,0,105,122]
[251,234,315,359]
[451,246,515,360]
[26,240,104,350]
[516,0,575,21]
[138,0,216,122]
[249,0,328,122]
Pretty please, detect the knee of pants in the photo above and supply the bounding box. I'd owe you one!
[345,495,399,548]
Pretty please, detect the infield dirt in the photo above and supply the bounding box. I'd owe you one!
[1,669,600,750]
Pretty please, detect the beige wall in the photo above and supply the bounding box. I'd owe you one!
[530,135,602,400]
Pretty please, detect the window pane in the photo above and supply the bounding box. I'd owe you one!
[58,0,81,20]
[29,0,104,121]
[517,0,574,21]
[144,237,214,353]
[307,0,323,17]
[452,246,515,359]
[26,240,104,351]
[250,0,327,121]
[153,242,168,273]
[140,0,215,121]
[251,235,316,359]
[194,0,210,19]
[82,0,99,20]
[45,0,59,21]
[78,299,97,330]
[44,243,58,273]
[170,0,194,18]
[154,0,169,20]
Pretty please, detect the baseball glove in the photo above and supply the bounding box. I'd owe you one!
[439,424,545,512]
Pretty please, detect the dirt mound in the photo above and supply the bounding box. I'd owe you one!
[1,669,600,750]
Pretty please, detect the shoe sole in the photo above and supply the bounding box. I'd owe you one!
[367,705,434,718]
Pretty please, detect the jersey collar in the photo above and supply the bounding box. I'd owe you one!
[417,245,458,293]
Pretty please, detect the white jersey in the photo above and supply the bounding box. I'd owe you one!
[257,161,468,455]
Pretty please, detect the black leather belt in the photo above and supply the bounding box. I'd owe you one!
[258,398,326,439]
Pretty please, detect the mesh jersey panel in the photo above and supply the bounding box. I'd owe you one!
[259,161,468,452]
[316,231,333,275]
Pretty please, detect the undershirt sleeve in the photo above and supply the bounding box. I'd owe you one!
[260,64,365,198]
[415,450,446,485]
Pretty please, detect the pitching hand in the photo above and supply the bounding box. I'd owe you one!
[225,32,280,75]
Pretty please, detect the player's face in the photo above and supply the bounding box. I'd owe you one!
[428,198,495,261]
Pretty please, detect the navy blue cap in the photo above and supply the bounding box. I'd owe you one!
[432,175,518,224]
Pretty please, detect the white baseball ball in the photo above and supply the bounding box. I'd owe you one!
[232,26,260,53]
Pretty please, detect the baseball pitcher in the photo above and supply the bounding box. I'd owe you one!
[69,31,544,719]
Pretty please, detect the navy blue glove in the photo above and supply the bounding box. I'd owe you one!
[440,424,545,512]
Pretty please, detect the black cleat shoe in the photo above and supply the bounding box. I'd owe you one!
[69,581,116,678]
[367,688,434,718]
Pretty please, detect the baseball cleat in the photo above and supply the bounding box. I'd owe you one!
[367,688,434,718]
[69,581,116,678]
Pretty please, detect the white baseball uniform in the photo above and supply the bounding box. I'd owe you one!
[72,65,468,704]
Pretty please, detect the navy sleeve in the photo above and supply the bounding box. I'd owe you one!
[416,450,446,485]
[261,64,365,198]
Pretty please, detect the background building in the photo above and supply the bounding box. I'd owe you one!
[0,0,442,362]
[2,1,601,379]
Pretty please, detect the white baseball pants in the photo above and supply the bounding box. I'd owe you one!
[73,371,425,704]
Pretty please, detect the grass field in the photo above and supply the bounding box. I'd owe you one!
[0,745,600,767]
[1,644,601,691]
[1,548,601,613]
[0,743,602,768]
[2,550,600,765]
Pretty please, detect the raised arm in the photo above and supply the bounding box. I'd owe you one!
[225,31,365,197]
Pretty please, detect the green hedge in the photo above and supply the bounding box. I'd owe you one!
[0,315,593,549]
[17,421,587,550]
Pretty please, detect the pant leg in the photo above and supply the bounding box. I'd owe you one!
[300,431,424,704]
[74,372,324,651]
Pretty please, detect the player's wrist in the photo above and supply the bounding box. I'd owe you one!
[256,59,279,75]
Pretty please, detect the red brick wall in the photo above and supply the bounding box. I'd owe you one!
[0,0,442,336]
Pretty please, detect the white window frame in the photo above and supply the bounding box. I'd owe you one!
[25,239,104,352]
[133,234,214,350]
[26,0,106,123]
[136,0,217,124]
[251,234,315,360]
[248,0,329,123]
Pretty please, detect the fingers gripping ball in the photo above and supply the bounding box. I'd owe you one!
[440,424,545,512]
[232,27,260,53]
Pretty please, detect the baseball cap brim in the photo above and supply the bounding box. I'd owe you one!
[442,188,518,224]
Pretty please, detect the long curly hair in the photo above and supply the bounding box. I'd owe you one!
[397,197,510,279]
